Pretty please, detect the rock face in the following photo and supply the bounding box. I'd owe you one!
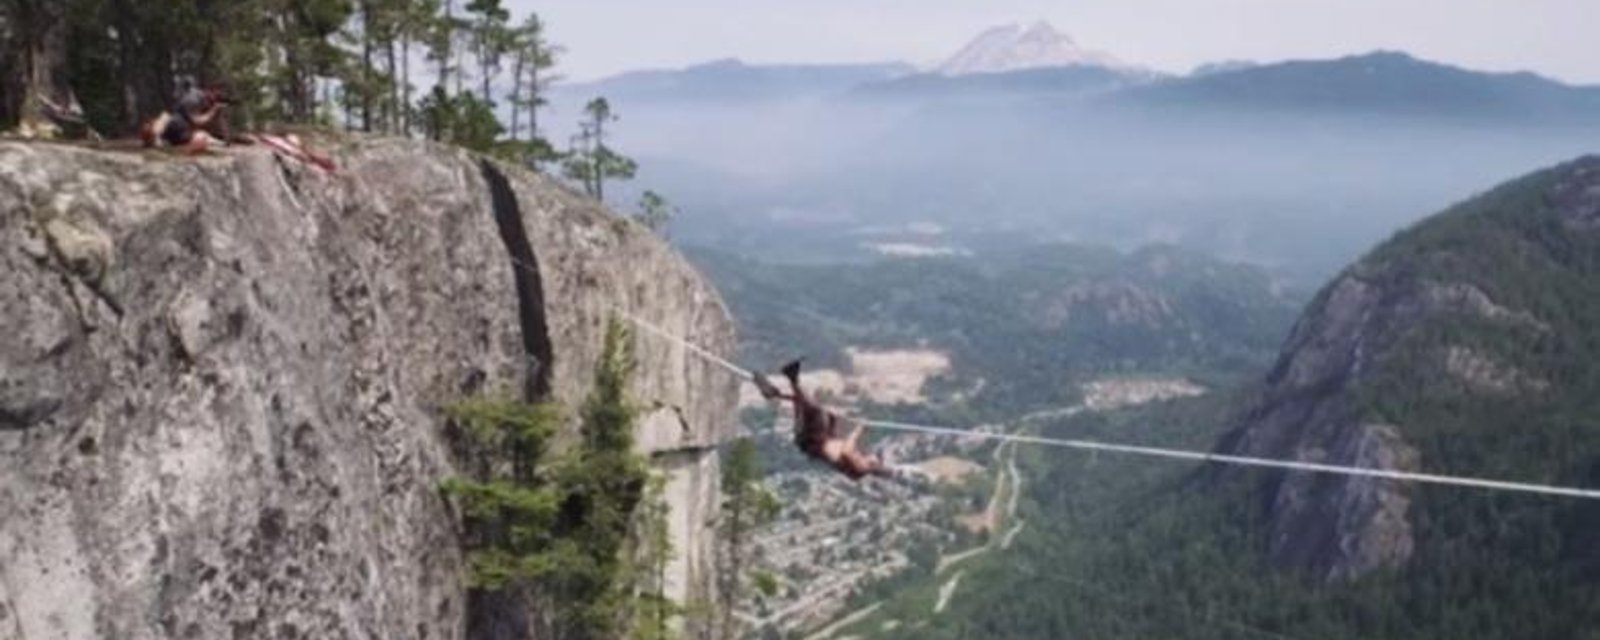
[0,139,738,639]
[1216,156,1600,582]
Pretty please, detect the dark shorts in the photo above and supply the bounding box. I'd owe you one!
[161,115,193,146]
[795,402,835,459]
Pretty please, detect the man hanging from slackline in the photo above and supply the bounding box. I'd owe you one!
[753,359,914,481]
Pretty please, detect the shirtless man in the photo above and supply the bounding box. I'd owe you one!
[755,360,893,480]
[141,81,229,153]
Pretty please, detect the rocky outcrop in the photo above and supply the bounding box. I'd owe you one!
[0,138,737,639]
[1216,273,1428,581]
[1216,156,1600,582]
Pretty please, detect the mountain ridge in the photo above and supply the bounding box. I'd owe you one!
[1115,51,1600,121]
[1217,154,1600,581]
[566,48,1600,119]
[554,58,914,103]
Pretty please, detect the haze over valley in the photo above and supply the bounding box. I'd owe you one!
[552,21,1600,281]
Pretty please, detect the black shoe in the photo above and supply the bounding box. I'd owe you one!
[780,359,803,381]
[752,372,782,400]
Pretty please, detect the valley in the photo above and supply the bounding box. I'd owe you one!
[702,243,1291,638]
[809,157,1600,640]
[702,157,1600,640]
[736,371,1209,638]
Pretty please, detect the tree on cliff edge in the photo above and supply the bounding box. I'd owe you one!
[563,97,639,204]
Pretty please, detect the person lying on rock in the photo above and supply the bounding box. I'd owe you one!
[141,80,230,153]
[754,359,906,481]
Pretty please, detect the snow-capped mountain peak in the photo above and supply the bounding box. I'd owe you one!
[938,20,1133,76]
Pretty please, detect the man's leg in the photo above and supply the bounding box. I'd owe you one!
[752,371,791,401]
[780,359,807,401]
[838,417,891,477]
[184,131,214,155]
[844,427,929,483]
[841,450,891,478]
[842,417,865,450]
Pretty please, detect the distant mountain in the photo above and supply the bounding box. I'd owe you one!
[854,65,1146,101]
[556,49,1600,123]
[1190,59,1258,76]
[1117,51,1600,121]
[553,58,914,104]
[937,20,1138,76]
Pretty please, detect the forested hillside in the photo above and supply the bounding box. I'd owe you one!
[691,244,1302,414]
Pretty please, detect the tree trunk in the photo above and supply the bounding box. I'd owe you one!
[386,38,399,134]
[322,79,334,123]
[437,0,453,93]
[137,5,177,131]
[360,3,373,133]
[453,38,464,96]
[280,14,304,122]
[722,504,744,640]
[450,1,463,98]
[528,63,539,140]
[401,34,412,135]
[10,0,77,136]
[298,67,315,123]
[341,82,353,131]
[479,35,492,104]
[466,588,531,640]
[508,51,523,141]
[0,2,19,128]
[593,117,606,202]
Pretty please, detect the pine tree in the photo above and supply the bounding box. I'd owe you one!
[439,396,564,588]
[507,12,558,142]
[395,0,438,134]
[634,190,675,235]
[441,318,669,640]
[628,474,682,640]
[719,437,780,639]
[429,0,456,94]
[564,97,638,203]
[354,0,378,131]
[487,12,562,169]
[464,0,509,103]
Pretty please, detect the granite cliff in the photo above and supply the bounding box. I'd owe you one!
[0,138,738,639]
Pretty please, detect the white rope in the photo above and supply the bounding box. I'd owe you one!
[618,310,751,378]
[862,420,1600,499]
[616,311,1600,500]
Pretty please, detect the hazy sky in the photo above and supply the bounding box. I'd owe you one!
[511,0,1600,83]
